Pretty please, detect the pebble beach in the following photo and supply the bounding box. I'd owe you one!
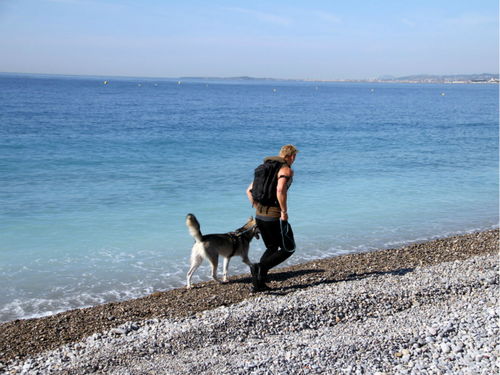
[1,229,498,374]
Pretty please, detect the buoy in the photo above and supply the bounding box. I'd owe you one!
[103,80,108,85]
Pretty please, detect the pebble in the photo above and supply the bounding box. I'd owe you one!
[3,254,498,374]
[441,343,451,353]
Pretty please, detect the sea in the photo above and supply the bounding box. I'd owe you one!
[0,74,498,323]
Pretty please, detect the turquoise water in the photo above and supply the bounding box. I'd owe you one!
[0,74,498,322]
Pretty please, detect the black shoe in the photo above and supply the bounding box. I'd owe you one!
[250,283,272,293]
[250,264,260,288]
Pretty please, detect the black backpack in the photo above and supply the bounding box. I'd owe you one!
[251,160,284,207]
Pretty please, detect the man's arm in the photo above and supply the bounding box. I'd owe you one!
[276,166,292,221]
[246,182,255,207]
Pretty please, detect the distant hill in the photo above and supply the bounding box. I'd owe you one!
[2,72,497,83]
[179,76,283,81]
[379,73,498,82]
[179,73,499,83]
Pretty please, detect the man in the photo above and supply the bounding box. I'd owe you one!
[246,144,298,291]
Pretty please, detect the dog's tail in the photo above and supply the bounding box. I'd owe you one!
[186,213,203,243]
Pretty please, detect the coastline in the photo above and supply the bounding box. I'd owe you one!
[0,228,497,368]
[2,71,498,84]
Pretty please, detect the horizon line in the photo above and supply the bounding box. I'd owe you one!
[0,71,498,82]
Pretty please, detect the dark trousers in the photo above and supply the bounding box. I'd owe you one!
[256,218,294,278]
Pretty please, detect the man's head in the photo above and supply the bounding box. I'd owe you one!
[279,144,299,165]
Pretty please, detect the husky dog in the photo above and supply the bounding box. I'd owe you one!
[186,213,260,289]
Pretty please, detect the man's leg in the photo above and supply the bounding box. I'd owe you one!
[254,218,293,287]
[250,218,277,289]
[260,247,293,275]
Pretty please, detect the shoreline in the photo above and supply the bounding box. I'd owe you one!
[4,226,497,324]
[1,229,498,365]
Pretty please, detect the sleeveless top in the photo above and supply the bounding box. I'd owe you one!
[255,156,293,220]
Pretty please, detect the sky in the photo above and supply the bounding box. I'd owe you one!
[0,0,498,80]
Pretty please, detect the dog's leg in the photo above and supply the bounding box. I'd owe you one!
[186,252,203,289]
[240,248,253,267]
[222,257,230,283]
[241,255,253,267]
[206,253,221,283]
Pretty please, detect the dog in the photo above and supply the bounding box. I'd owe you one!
[186,213,260,289]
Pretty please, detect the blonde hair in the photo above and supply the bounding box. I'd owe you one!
[279,144,299,157]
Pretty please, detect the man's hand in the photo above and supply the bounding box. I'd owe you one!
[280,211,288,221]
